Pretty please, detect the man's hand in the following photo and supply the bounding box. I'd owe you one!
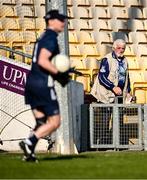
[113,86,122,95]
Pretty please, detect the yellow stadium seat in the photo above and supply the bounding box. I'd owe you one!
[124,0,143,7]
[1,18,20,30]
[97,44,112,56]
[15,5,33,17]
[4,30,24,43]
[15,0,33,5]
[72,7,93,19]
[34,0,45,6]
[110,7,129,19]
[68,20,74,30]
[0,22,3,30]
[112,32,130,43]
[129,70,144,84]
[19,18,35,30]
[92,7,110,19]
[74,69,91,92]
[144,70,147,81]
[0,32,6,43]
[68,31,79,44]
[130,70,145,104]
[76,75,91,92]
[127,57,140,69]
[35,5,45,18]
[69,44,82,57]
[89,0,108,7]
[143,20,147,31]
[91,19,112,31]
[107,0,125,7]
[71,0,90,7]
[110,19,128,31]
[93,32,113,45]
[128,7,143,19]
[77,31,95,44]
[0,0,15,5]
[79,44,100,58]
[133,82,147,104]
[23,44,33,64]
[139,57,147,70]
[133,44,147,57]
[0,5,16,17]
[67,7,74,18]
[129,32,147,44]
[12,45,25,62]
[23,31,37,43]
[67,0,73,6]
[127,19,145,31]
[35,18,46,30]
[0,48,9,57]
[124,45,135,57]
[83,58,100,69]
[143,8,147,19]
[71,19,93,30]
[23,44,34,55]
[70,58,85,69]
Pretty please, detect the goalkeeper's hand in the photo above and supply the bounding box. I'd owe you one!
[52,70,71,87]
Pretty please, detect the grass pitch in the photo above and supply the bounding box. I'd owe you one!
[0,151,147,179]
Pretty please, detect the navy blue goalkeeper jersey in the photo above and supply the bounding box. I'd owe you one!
[27,29,60,88]
[25,29,60,108]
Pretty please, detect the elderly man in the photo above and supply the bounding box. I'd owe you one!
[91,39,131,145]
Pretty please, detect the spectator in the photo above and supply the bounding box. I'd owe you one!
[91,39,132,145]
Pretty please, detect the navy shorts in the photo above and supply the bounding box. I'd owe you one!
[33,102,60,117]
[25,85,60,116]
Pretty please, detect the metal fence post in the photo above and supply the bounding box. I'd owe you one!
[113,105,119,149]
[144,105,147,150]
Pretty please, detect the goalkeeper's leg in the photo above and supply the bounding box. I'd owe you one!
[19,109,60,161]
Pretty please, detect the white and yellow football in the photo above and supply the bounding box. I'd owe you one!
[52,54,70,73]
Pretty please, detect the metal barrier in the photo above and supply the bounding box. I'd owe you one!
[90,103,143,150]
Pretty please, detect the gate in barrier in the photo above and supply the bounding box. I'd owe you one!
[90,103,143,150]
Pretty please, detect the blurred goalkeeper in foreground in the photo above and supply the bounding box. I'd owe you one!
[19,10,69,162]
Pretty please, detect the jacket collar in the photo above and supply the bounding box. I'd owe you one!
[112,51,125,61]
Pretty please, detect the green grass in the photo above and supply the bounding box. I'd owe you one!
[0,151,147,179]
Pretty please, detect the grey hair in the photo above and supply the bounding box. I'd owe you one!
[112,39,126,49]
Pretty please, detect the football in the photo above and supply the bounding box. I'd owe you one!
[52,54,70,73]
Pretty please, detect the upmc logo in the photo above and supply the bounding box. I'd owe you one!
[0,60,30,96]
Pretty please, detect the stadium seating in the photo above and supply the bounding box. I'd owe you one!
[15,0,34,5]
[92,7,110,19]
[71,19,93,31]
[110,7,129,19]
[127,19,145,31]
[110,19,128,32]
[0,5,17,17]
[1,18,20,30]
[107,0,125,7]
[124,0,143,7]
[19,18,35,30]
[15,5,34,17]
[89,0,108,7]
[76,31,95,44]
[0,0,147,100]
[71,0,90,7]
[91,19,112,31]
[72,7,93,19]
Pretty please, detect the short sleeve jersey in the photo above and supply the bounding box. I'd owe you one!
[29,29,60,84]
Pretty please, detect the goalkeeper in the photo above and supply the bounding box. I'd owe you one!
[19,10,69,162]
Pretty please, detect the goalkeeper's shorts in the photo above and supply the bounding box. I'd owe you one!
[25,85,60,116]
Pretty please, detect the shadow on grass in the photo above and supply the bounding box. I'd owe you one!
[41,154,91,161]
[0,149,8,154]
